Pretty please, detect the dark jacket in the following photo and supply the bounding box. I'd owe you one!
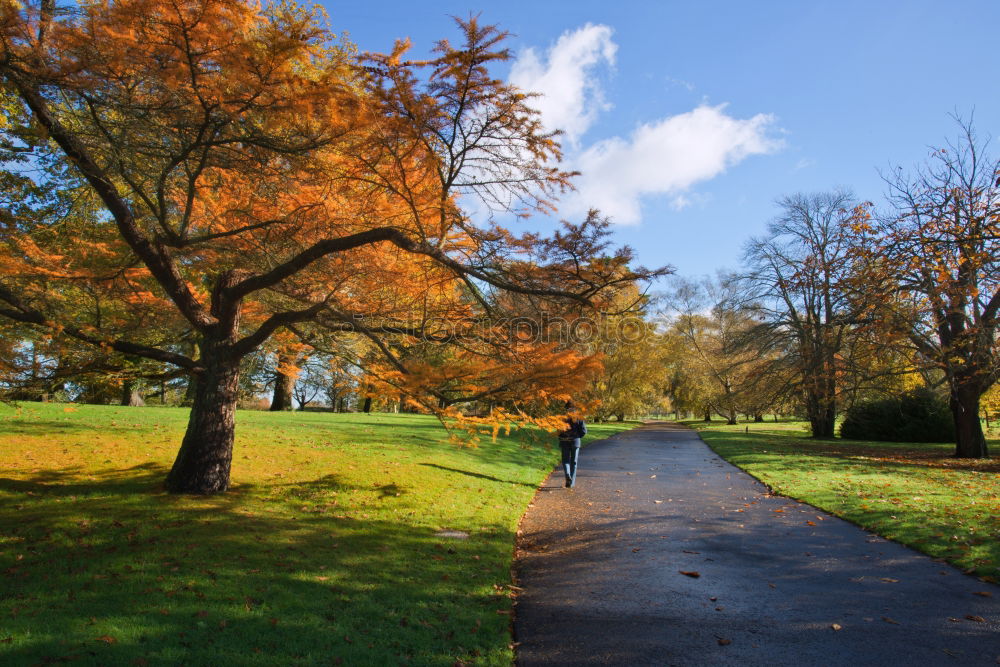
[558,417,587,444]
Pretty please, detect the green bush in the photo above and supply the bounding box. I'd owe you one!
[840,389,955,442]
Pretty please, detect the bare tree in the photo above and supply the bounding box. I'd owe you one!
[851,122,999,457]
[740,191,862,437]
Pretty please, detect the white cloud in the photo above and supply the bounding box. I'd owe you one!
[508,24,616,145]
[509,27,783,226]
[566,105,782,224]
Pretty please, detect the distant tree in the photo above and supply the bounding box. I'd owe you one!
[580,287,668,421]
[662,276,770,424]
[740,191,864,437]
[849,122,999,457]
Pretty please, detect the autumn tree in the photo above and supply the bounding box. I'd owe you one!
[849,123,999,458]
[577,285,668,422]
[0,1,661,493]
[739,191,864,437]
[661,276,772,424]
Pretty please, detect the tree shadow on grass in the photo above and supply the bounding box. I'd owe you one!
[710,431,1000,473]
[419,463,538,488]
[0,462,168,497]
[0,466,517,666]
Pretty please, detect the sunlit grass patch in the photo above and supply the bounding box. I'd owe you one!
[689,420,1000,581]
[0,403,633,665]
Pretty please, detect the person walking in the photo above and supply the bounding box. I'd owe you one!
[558,404,587,488]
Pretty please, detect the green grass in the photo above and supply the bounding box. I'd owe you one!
[689,420,1000,581]
[0,403,633,665]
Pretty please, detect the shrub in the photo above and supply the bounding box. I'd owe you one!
[840,389,955,442]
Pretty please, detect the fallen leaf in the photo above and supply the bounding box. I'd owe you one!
[973,591,993,597]
[880,577,899,583]
[831,623,842,631]
[718,638,731,646]
[965,615,985,623]
[679,571,701,578]
[654,500,663,504]
[96,635,116,644]
[806,521,816,526]
[631,548,641,553]
[682,550,701,554]
[881,617,899,625]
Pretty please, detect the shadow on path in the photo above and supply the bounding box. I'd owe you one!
[514,422,1000,667]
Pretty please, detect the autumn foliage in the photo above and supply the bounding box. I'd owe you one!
[0,0,663,493]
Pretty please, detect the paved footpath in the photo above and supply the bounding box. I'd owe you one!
[513,423,999,666]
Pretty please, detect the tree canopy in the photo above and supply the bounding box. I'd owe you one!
[0,0,666,492]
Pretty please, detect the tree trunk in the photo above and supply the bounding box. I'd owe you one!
[270,353,295,411]
[806,390,836,438]
[950,383,988,458]
[167,351,241,494]
[615,413,625,422]
[121,379,144,406]
[703,409,711,422]
[182,374,197,406]
[167,270,247,494]
[363,396,372,413]
[754,413,764,423]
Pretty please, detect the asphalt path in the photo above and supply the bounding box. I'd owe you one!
[513,422,1000,666]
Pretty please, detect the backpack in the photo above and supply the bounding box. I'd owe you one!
[561,418,587,440]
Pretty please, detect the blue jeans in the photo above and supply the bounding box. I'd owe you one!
[560,439,580,487]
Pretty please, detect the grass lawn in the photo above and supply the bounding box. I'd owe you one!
[0,403,633,665]
[689,420,1000,582]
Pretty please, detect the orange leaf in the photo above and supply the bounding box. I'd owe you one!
[679,571,701,578]
[96,635,116,644]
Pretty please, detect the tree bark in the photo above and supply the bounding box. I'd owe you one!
[167,349,240,493]
[121,379,144,406]
[950,382,988,458]
[270,353,295,411]
[806,389,836,438]
[363,396,372,413]
[167,270,247,494]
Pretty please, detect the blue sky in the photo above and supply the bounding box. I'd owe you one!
[322,0,1000,281]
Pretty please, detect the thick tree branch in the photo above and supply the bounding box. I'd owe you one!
[3,72,216,332]
[0,286,201,371]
